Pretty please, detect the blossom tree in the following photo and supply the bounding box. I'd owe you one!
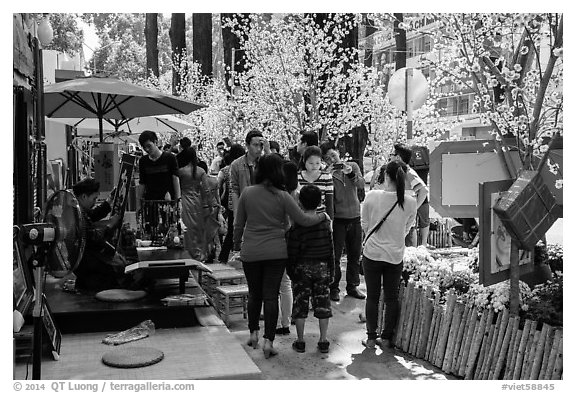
[421,13,563,177]
[222,13,397,158]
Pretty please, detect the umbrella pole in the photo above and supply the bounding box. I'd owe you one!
[99,116,104,143]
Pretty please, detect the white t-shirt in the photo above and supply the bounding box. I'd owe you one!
[361,190,417,264]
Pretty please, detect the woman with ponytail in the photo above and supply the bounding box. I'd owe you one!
[360,160,417,349]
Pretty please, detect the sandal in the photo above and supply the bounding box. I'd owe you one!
[263,339,278,359]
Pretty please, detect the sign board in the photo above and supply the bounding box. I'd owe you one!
[93,143,119,192]
[388,67,429,111]
[479,180,533,286]
[429,139,522,218]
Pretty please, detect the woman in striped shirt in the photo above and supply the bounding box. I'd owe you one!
[298,146,334,219]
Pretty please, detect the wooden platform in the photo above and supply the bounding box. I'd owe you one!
[14,326,261,380]
[44,274,207,334]
[43,248,215,334]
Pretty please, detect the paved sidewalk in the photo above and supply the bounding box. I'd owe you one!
[224,263,456,380]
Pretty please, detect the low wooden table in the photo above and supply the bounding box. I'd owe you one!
[131,247,212,293]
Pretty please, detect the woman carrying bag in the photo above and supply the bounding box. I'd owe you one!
[360,160,417,349]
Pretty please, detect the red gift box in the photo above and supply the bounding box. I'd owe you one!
[493,170,560,249]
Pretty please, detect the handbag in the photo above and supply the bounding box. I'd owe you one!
[362,201,398,247]
[217,208,228,236]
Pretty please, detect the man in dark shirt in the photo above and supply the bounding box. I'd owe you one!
[72,178,122,292]
[288,131,319,167]
[137,130,182,204]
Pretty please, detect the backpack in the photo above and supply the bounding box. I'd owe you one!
[410,145,430,170]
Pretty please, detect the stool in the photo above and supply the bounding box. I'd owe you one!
[203,270,246,297]
[197,263,236,286]
[214,284,249,326]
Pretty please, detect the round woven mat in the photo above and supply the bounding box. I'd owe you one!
[102,347,164,368]
[95,289,147,302]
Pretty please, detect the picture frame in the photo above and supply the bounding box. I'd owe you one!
[13,226,33,316]
[479,180,534,286]
[110,153,137,250]
[41,294,62,360]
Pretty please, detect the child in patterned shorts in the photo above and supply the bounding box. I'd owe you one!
[286,184,335,353]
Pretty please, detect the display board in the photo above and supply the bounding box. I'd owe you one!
[479,180,533,286]
[429,139,522,218]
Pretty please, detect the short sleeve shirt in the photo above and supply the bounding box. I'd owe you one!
[138,152,178,200]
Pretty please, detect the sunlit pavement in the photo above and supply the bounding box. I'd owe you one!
[226,263,456,380]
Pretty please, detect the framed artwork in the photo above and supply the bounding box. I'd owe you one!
[13,226,33,316]
[41,294,62,360]
[429,139,523,218]
[479,180,534,286]
[110,153,137,249]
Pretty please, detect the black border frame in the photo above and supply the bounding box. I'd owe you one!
[479,180,534,286]
[13,226,33,316]
[41,294,62,359]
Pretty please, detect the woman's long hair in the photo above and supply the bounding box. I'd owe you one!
[282,160,299,193]
[254,154,286,191]
[177,144,198,179]
[385,160,407,209]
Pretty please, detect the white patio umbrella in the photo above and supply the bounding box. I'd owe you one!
[44,76,205,142]
[48,114,194,137]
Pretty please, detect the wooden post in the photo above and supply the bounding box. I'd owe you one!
[513,319,534,379]
[465,308,489,379]
[488,309,510,379]
[451,301,471,375]
[458,306,479,376]
[493,315,517,379]
[509,241,520,316]
[544,329,562,379]
[538,325,555,379]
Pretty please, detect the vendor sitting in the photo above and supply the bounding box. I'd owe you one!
[72,178,123,292]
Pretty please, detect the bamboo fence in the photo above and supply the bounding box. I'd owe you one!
[389,283,563,380]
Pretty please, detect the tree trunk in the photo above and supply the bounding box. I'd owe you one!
[337,14,367,173]
[394,13,407,70]
[170,13,187,96]
[363,14,377,68]
[145,13,159,79]
[221,13,248,92]
[192,13,212,77]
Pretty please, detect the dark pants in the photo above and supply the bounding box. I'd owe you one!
[242,259,287,341]
[362,256,403,340]
[218,208,234,263]
[330,217,362,293]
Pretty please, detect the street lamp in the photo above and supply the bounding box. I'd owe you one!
[37,14,54,47]
[82,40,120,75]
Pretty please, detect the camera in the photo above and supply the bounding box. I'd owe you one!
[333,162,344,170]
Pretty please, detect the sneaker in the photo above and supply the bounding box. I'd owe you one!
[292,340,306,353]
[275,326,290,335]
[362,339,376,349]
[330,290,340,302]
[317,341,330,353]
[376,338,394,349]
[346,288,366,300]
